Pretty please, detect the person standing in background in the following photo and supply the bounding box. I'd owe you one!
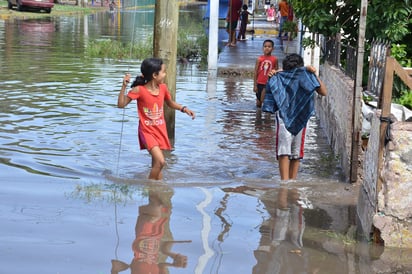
[275,6,281,28]
[226,0,243,47]
[237,4,253,41]
[266,4,276,26]
[253,39,279,108]
[277,0,289,38]
[264,0,271,13]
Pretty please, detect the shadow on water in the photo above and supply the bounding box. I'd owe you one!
[0,4,411,274]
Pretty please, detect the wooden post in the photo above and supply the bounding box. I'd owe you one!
[377,57,412,193]
[376,57,394,195]
[349,0,368,183]
[153,1,179,145]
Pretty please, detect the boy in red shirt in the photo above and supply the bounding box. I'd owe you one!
[253,39,278,108]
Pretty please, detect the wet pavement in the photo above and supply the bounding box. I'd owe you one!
[217,17,284,76]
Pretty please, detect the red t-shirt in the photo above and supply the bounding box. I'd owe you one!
[279,0,289,17]
[256,55,278,85]
[127,84,172,150]
[228,0,242,22]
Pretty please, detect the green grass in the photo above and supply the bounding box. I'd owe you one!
[86,37,153,60]
[53,4,99,13]
[85,23,209,63]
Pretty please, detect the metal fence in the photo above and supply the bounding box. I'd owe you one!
[367,39,391,101]
[322,36,357,80]
[322,37,393,100]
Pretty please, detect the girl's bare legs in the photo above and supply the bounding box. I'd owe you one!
[148,146,165,180]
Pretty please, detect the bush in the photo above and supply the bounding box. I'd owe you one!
[282,20,298,40]
[395,90,412,110]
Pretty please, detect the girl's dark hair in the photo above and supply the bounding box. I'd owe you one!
[282,53,304,70]
[131,57,163,87]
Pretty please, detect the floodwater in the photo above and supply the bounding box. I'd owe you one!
[1,5,411,274]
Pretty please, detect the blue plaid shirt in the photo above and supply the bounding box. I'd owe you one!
[262,67,320,135]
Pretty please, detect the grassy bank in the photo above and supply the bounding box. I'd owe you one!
[86,23,208,64]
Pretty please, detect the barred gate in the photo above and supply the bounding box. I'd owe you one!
[361,39,391,206]
[322,35,357,80]
[366,39,391,106]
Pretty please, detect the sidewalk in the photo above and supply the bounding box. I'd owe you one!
[217,17,285,77]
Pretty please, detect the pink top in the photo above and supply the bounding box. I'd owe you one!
[267,7,275,17]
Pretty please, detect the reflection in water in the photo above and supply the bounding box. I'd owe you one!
[221,185,365,274]
[18,19,56,47]
[111,184,191,274]
[253,186,309,274]
[214,193,231,242]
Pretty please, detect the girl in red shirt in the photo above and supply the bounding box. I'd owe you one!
[117,58,195,180]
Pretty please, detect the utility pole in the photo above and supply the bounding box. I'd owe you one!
[350,0,368,182]
[153,1,179,145]
[208,0,219,77]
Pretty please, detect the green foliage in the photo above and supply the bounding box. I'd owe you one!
[390,43,412,105]
[391,43,412,67]
[290,0,412,108]
[395,90,412,109]
[290,0,412,48]
[85,38,153,60]
[282,20,298,40]
[176,22,208,62]
[290,0,358,41]
[85,23,208,63]
[302,37,317,49]
[367,1,412,43]
[53,4,96,13]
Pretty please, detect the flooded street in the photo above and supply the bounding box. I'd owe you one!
[1,6,411,274]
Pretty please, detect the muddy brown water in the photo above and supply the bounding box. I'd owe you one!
[1,6,411,274]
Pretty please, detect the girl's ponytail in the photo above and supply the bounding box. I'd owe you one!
[131,75,146,87]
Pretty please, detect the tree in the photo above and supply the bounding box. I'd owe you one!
[290,0,412,56]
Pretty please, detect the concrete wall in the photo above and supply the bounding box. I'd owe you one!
[316,63,354,181]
